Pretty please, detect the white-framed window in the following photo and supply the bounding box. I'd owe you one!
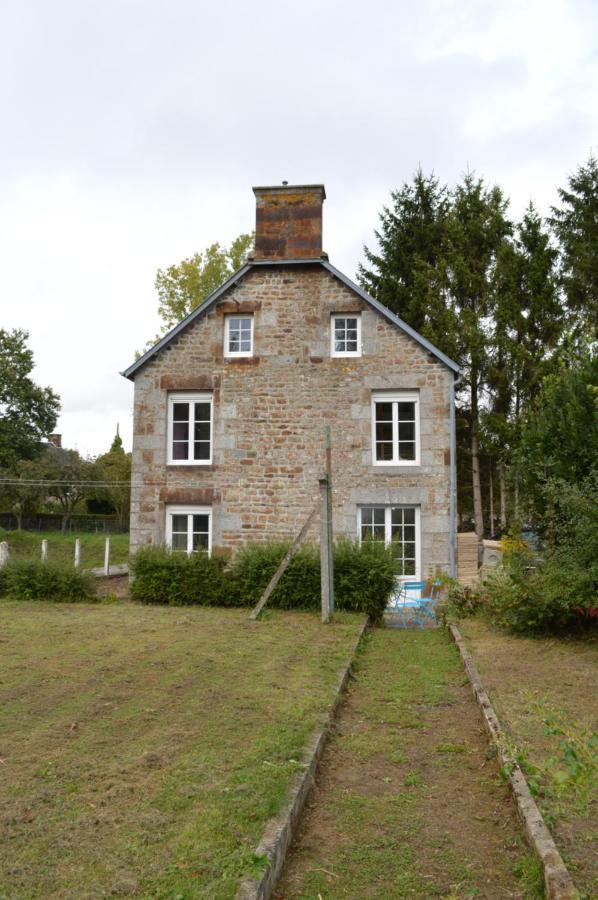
[224,315,254,358]
[167,393,212,465]
[371,392,420,465]
[165,505,212,554]
[358,505,420,580]
[331,314,361,357]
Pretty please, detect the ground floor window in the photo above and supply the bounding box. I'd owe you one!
[358,505,420,579]
[165,505,211,554]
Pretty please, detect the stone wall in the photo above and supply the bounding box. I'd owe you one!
[130,264,454,577]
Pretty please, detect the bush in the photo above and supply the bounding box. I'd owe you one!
[130,540,397,619]
[0,560,97,602]
[333,538,397,622]
[130,546,228,606]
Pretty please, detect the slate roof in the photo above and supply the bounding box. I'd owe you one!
[122,258,460,380]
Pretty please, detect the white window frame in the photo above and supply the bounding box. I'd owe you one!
[167,392,213,466]
[371,391,420,466]
[357,505,421,582]
[224,314,254,358]
[165,505,212,555]
[331,313,362,358]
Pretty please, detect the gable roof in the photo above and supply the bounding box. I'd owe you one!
[122,259,460,380]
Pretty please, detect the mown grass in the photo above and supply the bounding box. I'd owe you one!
[0,529,129,568]
[0,601,364,898]
[459,618,598,898]
[279,629,542,899]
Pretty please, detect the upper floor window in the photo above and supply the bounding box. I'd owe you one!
[331,314,361,357]
[224,315,253,358]
[167,393,212,465]
[372,392,420,466]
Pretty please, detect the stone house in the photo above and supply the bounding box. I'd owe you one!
[123,184,460,585]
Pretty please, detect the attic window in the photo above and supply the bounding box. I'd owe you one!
[224,315,253,358]
[331,314,361,357]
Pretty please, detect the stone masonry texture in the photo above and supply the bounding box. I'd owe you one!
[130,264,453,576]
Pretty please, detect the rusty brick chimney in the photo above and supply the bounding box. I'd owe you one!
[252,183,326,260]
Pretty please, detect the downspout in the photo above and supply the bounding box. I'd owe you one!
[449,372,462,578]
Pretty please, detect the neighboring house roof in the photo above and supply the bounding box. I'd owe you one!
[122,258,460,380]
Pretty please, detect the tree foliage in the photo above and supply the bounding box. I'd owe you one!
[549,153,598,336]
[154,233,254,335]
[0,329,60,470]
[94,429,131,529]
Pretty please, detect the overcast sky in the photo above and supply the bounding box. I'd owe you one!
[1,0,597,456]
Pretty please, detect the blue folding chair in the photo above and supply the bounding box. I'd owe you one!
[387,578,439,629]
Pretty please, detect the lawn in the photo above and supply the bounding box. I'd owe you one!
[0,528,129,568]
[459,618,598,899]
[0,601,364,899]
[278,628,542,899]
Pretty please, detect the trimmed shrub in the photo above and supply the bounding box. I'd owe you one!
[130,545,227,606]
[333,538,397,622]
[1,560,97,602]
[129,540,397,618]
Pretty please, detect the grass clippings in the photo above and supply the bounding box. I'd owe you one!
[0,601,363,898]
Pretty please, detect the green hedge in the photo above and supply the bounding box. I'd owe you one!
[130,539,397,621]
[0,560,97,602]
[130,546,228,606]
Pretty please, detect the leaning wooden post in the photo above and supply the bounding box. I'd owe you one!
[0,542,8,568]
[319,477,332,623]
[324,425,335,618]
[74,538,81,569]
[41,539,48,563]
[103,537,110,577]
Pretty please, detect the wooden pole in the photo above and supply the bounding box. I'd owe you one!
[0,542,8,568]
[319,478,331,622]
[74,538,81,569]
[325,425,334,617]
[41,539,48,562]
[103,537,110,577]
[250,506,317,620]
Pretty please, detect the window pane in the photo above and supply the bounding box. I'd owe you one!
[391,507,404,526]
[171,533,188,552]
[345,318,357,330]
[229,317,242,330]
[361,507,373,525]
[376,421,393,442]
[399,442,416,461]
[404,525,415,541]
[171,514,187,533]
[194,442,210,460]
[173,422,189,441]
[375,402,393,421]
[372,525,386,541]
[404,508,415,525]
[172,402,189,421]
[404,559,416,576]
[398,421,415,442]
[398,401,415,421]
[376,442,394,461]
[172,442,188,460]
[229,335,240,352]
[346,340,357,352]
[194,422,210,441]
[404,542,416,558]
[192,532,209,551]
[194,403,211,421]
[373,508,386,525]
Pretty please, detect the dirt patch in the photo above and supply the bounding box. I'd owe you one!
[277,628,540,899]
[459,619,598,898]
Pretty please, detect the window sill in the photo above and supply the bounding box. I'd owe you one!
[224,356,260,366]
[370,465,421,474]
[166,463,214,471]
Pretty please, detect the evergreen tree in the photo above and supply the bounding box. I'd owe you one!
[358,169,456,356]
[549,153,598,337]
[446,174,512,538]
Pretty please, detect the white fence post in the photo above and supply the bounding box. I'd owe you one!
[0,542,8,568]
[41,539,48,562]
[74,538,81,569]
[103,537,110,577]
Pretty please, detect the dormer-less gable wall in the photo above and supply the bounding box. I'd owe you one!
[131,265,453,575]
